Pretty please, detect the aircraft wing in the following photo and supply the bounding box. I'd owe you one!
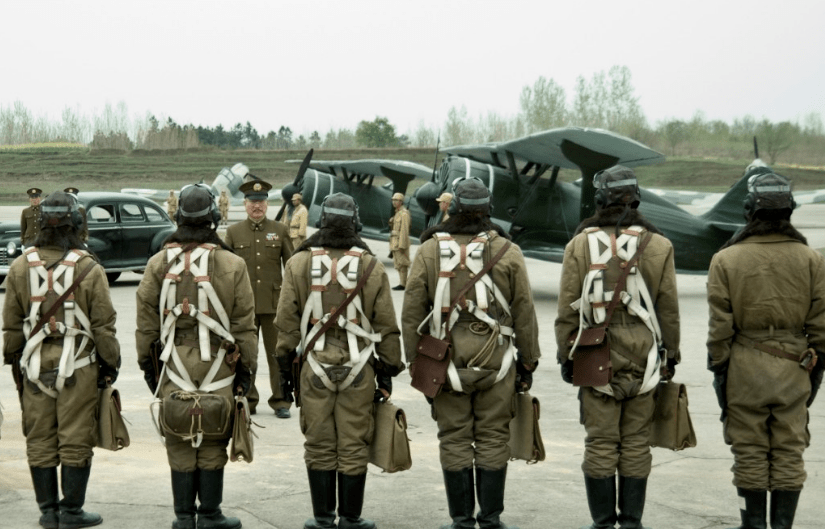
[444,126,665,169]
[288,159,433,181]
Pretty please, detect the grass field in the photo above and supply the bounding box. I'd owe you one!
[1,145,824,204]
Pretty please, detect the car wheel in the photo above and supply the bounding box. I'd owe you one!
[106,272,121,284]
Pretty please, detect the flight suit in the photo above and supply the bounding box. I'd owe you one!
[289,203,308,248]
[224,218,293,413]
[3,247,120,468]
[402,231,540,471]
[20,205,40,246]
[218,193,230,225]
[555,227,680,479]
[275,250,403,474]
[388,206,411,287]
[707,233,825,491]
[135,244,258,470]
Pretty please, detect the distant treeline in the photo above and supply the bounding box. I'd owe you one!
[2,66,824,166]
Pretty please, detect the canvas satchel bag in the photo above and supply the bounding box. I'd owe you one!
[97,385,130,451]
[410,335,451,398]
[508,392,545,463]
[649,380,697,451]
[369,400,412,473]
[230,395,255,463]
[160,390,232,442]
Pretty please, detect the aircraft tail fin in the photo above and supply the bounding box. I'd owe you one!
[700,161,763,227]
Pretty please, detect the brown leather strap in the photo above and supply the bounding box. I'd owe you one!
[161,242,200,278]
[734,335,801,362]
[302,256,377,358]
[28,260,98,339]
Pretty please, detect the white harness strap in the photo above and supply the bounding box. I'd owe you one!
[417,232,516,393]
[19,249,97,398]
[569,226,661,396]
[300,247,381,392]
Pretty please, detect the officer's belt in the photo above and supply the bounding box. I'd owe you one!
[734,335,802,362]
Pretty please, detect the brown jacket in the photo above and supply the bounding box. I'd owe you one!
[555,228,680,368]
[3,247,120,368]
[20,205,40,246]
[402,231,540,365]
[224,217,293,314]
[274,249,403,373]
[389,207,410,251]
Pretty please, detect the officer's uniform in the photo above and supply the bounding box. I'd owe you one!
[167,191,178,220]
[218,191,230,226]
[20,187,42,246]
[224,181,294,414]
[64,187,88,241]
[388,193,411,289]
[289,194,308,248]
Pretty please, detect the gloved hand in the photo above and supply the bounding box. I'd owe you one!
[374,366,393,403]
[98,356,121,388]
[515,359,536,392]
[234,362,252,397]
[138,357,159,393]
[663,356,677,381]
[388,251,393,259]
[561,359,574,384]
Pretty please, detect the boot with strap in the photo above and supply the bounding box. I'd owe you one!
[337,472,375,529]
[617,476,649,529]
[58,464,102,529]
[728,488,767,529]
[196,468,241,529]
[171,470,197,529]
[440,467,476,529]
[30,466,59,529]
[769,490,800,529]
[305,468,337,529]
[581,474,617,529]
[475,466,519,529]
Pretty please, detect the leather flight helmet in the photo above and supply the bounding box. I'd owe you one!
[743,170,795,219]
[317,192,362,231]
[40,191,83,229]
[593,165,641,209]
[176,184,220,227]
[448,176,491,215]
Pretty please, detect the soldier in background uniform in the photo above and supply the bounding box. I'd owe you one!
[224,180,294,417]
[402,177,540,529]
[388,192,410,291]
[275,193,403,529]
[63,187,88,241]
[20,187,42,246]
[707,167,825,529]
[167,190,178,221]
[436,192,452,224]
[555,165,680,529]
[136,184,257,529]
[4,191,121,529]
[290,192,308,248]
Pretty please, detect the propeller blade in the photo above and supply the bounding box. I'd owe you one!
[294,148,314,186]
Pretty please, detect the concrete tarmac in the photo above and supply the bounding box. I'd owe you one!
[1,206,824,529]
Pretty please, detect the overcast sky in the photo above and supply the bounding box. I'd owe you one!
[2,0,823,138]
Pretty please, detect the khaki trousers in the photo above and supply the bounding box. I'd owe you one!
[392,249,410,286]
[165,435,230,472]
[249,313,292,412]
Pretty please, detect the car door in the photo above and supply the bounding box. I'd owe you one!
[85,203,122,266]
[118,201,154,266]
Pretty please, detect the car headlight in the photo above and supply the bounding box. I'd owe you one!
[6,241,17,256]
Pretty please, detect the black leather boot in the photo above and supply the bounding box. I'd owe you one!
[30,466,59,529]
[58,464,102,529]
[196,468,241,529]
[440,467,475,529]
[475,466,518,529]
[581,474,617,529]
[769,490,800,529]
[305,468,337,529]
[171,470,197,529]
[337,472,375,529]
[727,488,767,529]
[617,476,649,529]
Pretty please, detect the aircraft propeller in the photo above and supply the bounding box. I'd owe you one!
[275,148,313,222]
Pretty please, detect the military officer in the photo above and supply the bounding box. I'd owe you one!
[402,177,540,529]
[555,165,680,529]
[707,167,825,529]
[63,187,88,241]
[388,192,411,291]
[167,190,178,220]
[4,191,121,529]
[218,189,230,226]
[290,192,308,248]
[436,192,453,224]
[224,180,295,417]
[20,187,42,246]
[136,184,257,529]
[275,193,403,529]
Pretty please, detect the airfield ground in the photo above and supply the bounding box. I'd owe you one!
[0,205,824,529]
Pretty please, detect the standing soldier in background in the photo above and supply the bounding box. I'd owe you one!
[4,191,121,529]
[555,165,680,529]
[21,187,42,246]
[63,187,88,241]
[224,180,295,417]
[167,190,178,221]
[290,192,308,248]
[402,177,540,529]
[388,192,410,291]
[136,184,257,529]
[707,167,825,529]
[275,193,403,529]
[218,190,230,226]
[436,192,452,224]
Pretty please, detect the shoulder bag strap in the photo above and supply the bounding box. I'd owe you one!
[597,232,653,331]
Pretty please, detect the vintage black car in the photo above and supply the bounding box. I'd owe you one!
[0,192,177,284]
